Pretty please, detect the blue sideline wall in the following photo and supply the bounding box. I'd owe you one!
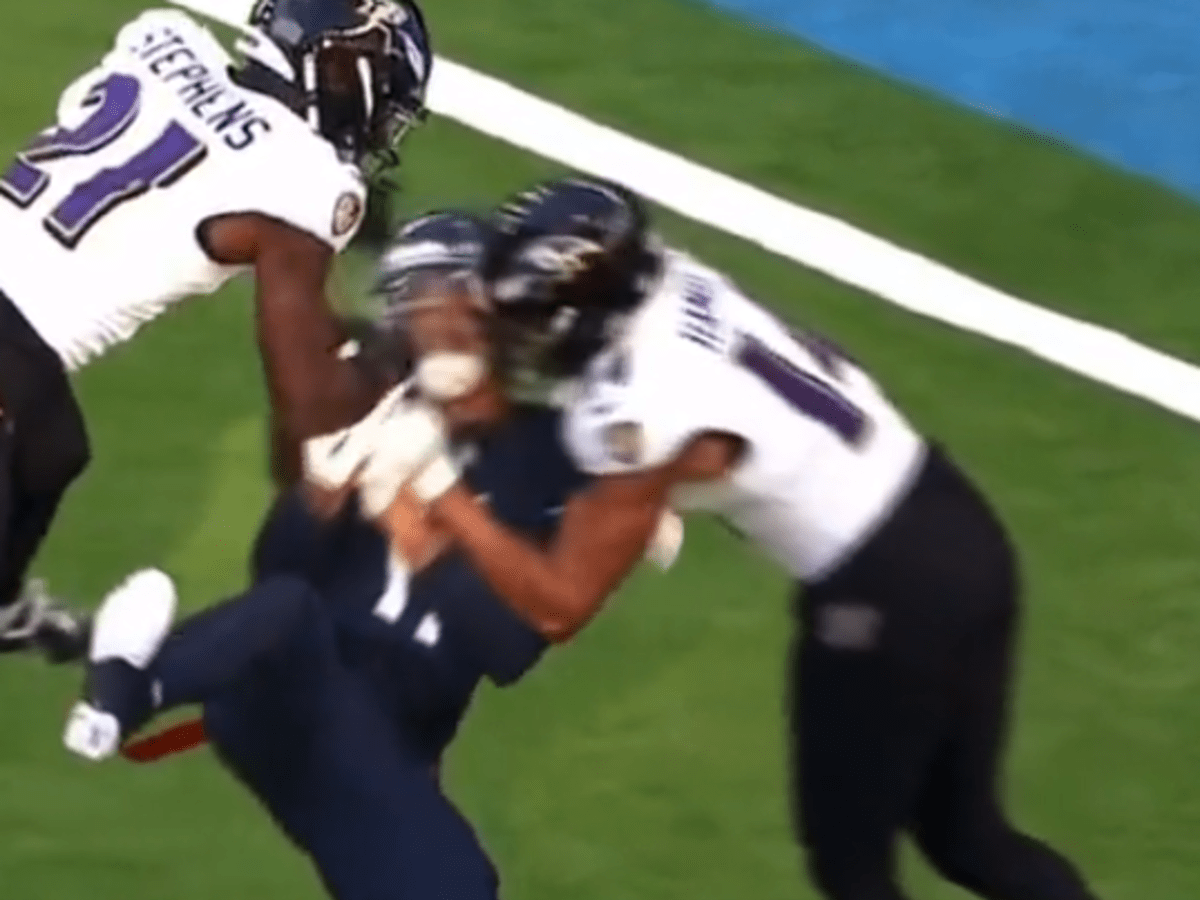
[700,0,1200,201]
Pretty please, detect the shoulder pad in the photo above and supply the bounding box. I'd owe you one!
[254,146,367,252]
[562,341,703,476]
[562,266,746,476]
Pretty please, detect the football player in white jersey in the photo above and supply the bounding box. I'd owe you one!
[355,178,1101,900]
[0,0,431,661]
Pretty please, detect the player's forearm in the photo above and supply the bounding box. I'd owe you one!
[286,361,380,438]
[260,332,386,442]
[255,277,390,442]
[268,413,303,487]
[430,486,597,642]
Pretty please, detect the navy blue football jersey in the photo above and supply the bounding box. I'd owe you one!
[249,403,588,760]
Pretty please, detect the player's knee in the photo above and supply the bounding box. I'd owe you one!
[913,812,1012,892]
[427,850,500,900]
[316,827,500,900]
[20,369,90,489]
[251,575,324,641]
[804,842,906,900]
[327,866,497,900]
[917,815,1096,899]
[53,395,90,482]
[915,826,982,890]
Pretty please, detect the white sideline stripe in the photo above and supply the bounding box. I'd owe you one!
[428,58,1200,424]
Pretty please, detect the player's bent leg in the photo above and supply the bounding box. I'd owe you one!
[151,574,337,707]
[912,603,1099,900]
[788,451,1003,900]
[883,455,1101,900]
[0,294,91,661]
[310,782,501,900]
[64,573,332,759]
[789,602,946,900]
[205,657,500,900]
[3,365,90,604]
[63,569,178,759]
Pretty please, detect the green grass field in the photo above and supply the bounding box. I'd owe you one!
[4,1,1200,898]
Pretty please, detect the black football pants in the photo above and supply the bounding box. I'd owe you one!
[0,290,89,615]
[789,447,1098,900]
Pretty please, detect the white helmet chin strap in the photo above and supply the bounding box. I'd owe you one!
[302,51,320,131]
[357,55,376,120]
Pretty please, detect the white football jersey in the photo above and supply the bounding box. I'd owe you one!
[562,250,927,582]
[0,9,367,371]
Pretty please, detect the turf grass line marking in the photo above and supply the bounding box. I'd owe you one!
[427,57,1200,424]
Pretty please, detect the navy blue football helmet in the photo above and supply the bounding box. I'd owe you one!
[237,0,432,173]
[375,210,494,304]
[372,210,495,335]
[485,176,661,378]
[372,210,515,401]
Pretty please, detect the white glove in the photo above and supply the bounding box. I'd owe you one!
[357,400,461,517]
[303,382,410,491]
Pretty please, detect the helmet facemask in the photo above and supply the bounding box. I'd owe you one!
[238,0,430,180]
[378,269,497,403]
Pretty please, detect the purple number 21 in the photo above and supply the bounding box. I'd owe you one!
[0,72,206,248]
[736,330,870,445]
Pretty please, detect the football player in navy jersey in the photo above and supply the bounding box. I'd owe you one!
[61,211,679,900]
[361,179,1099,900]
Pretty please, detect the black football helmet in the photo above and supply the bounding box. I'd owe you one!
[485,176,661,379]
[236,0,432,175]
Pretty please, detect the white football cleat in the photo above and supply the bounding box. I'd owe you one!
[63,703,122,761]
[63,569,177,761]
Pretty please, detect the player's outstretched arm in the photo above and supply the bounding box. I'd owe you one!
[268,315,412,488]
[430,467,676,642]
[338,396,699,643]
[202,214,390,444]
